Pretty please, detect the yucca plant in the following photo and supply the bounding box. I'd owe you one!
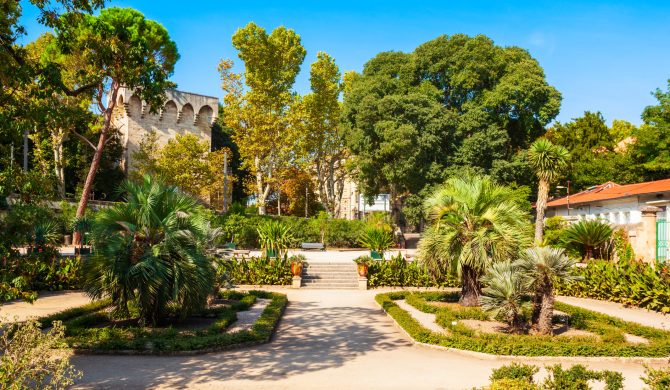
[562,220,613,260]
[527,139,569,244]
[26,221,60,251]
[418,175,531,306]
[516,246,579,335]
[256,220,293,259]
[481,261,527,334]
[81,175,215,327]
[358,227,394,257]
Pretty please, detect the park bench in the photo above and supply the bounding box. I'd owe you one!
[301,242,325,251]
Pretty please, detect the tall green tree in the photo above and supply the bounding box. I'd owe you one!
[342,34,561,224]
[630,81,670,179]
[527,139,569,244]
[219,23,306,215]
[418,175,530,306]
[300,52,347,216]
[52,7,178,243]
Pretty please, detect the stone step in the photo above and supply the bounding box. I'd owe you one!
[301,285,359,290]
[302,271,357,276]
[301,282,359,289]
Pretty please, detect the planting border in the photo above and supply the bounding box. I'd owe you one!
[376,291,670,362]
[38,291,287,356]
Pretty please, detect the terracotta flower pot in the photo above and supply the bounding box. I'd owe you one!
[291,261,303,277]
[357,263,368,277]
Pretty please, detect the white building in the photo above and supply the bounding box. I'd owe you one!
[546,179,670,262]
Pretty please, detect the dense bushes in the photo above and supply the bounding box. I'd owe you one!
[484,363,624,390]
[556,258,670,313]
[216,212,366,248]
[367,254,459,288]
[0,248,81,303]
[376,291,670,357]
[220,256,293,286]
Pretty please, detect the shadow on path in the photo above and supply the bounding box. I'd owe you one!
[73,296,410,388]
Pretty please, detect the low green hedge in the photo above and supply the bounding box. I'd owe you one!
[367,254,460,288]
[556,259,670,313]
[220,257,293,285]
[38,290,287,354]
[216,213,366,249]
[376,291,670,357]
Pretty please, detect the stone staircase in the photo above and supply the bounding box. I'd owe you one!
[301,262,359,289]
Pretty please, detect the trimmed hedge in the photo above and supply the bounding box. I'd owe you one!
[216,213,366,249]
[556,259,670,313]
[376,291,670,357]
[367,254,460,288]
[220,257,292,285]
[38,290,287,354]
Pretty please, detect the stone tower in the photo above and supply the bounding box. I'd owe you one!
[112,87,219,172]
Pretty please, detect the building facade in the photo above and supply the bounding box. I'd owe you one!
[112,87,219,173]
[546,179,670,262]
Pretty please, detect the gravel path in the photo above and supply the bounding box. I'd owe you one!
[226,299,270,333]
[395,299,447,334]
[0,291,92,322]
[557,296,670,331]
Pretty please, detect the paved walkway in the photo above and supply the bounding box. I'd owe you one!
[3,290,668,389]
[557,296,670,331]
[0,291,92,322]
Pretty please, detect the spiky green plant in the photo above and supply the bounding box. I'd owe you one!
[256,220,293,258]
[358,227,394,255]
[527,139,570,244]
[481,261,527,334]
[516,246,578,335]
[562,220,613,260]
[27,221,60,250]
[81,175,214,326]
[418,175,531,306]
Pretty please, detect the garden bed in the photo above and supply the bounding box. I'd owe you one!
[376,291,670,357]
[38,290,287,355]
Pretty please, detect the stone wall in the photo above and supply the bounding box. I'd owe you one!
[112,87,218,172]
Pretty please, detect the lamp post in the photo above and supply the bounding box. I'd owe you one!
[556,180,571,216]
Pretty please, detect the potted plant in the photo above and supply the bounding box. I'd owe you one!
[290,254,307,276]
[354,255,372,277]
[358,227,394,259]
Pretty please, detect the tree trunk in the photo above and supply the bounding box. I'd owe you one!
[537,279,555,335]
[254,156,271,215]
[531,290,542,326]
[389,185,401,227]
[585,246,593,261]
[534,179,549,244]
[459,264,481,306]
[53,131,65,199]
[73,81,119,245]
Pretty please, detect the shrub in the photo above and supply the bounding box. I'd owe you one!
[221,256,292,285]
[556,258,670,313]
[257,220,293,258]
[366,254,459,288]
[562,219,613,260]
[490,363,539,383]
[0,319,82,388]
[641,365,670,390]
[0,249,81,303]
[358,227,394,255]
[542,364,623,390]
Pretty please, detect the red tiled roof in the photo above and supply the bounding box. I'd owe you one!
[546,178,670,208]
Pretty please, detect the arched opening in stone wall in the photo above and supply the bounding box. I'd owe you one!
[180,103,194,124]
[128,95,142,117]
[163,100,178,122]
[197,105,214,127]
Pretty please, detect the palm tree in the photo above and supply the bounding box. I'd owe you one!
[481,261,527,334]
[516,247,578,335]
[81,175,215,327]
[418,175,530,306]
[562,219,613,260]
[527,139,569,244]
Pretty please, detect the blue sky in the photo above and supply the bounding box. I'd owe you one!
[19,0,670,125]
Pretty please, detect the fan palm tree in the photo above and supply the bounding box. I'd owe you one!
[81,175,215,327]
[418,175,530,306]
[562,219,613,260]
[516,247,578,335]
[528,139,570,244]
[481,261,527,334]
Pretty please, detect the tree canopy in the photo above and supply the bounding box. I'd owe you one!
[342,34,561,221]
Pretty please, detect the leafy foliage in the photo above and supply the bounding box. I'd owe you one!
[641,365,670,390]
[82,176,215,326]
[0,319,82,389]
[377,291,670,357]
[562,220,613,260]
[484,363,623,390]
[256,220,294,258]
[366,254,460,288]
[358,227,394,255]
[37,291,288,353]
[556,258,670,313]
[220,256,293,286]
[418,175,531,306]
[481,261,527,333]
